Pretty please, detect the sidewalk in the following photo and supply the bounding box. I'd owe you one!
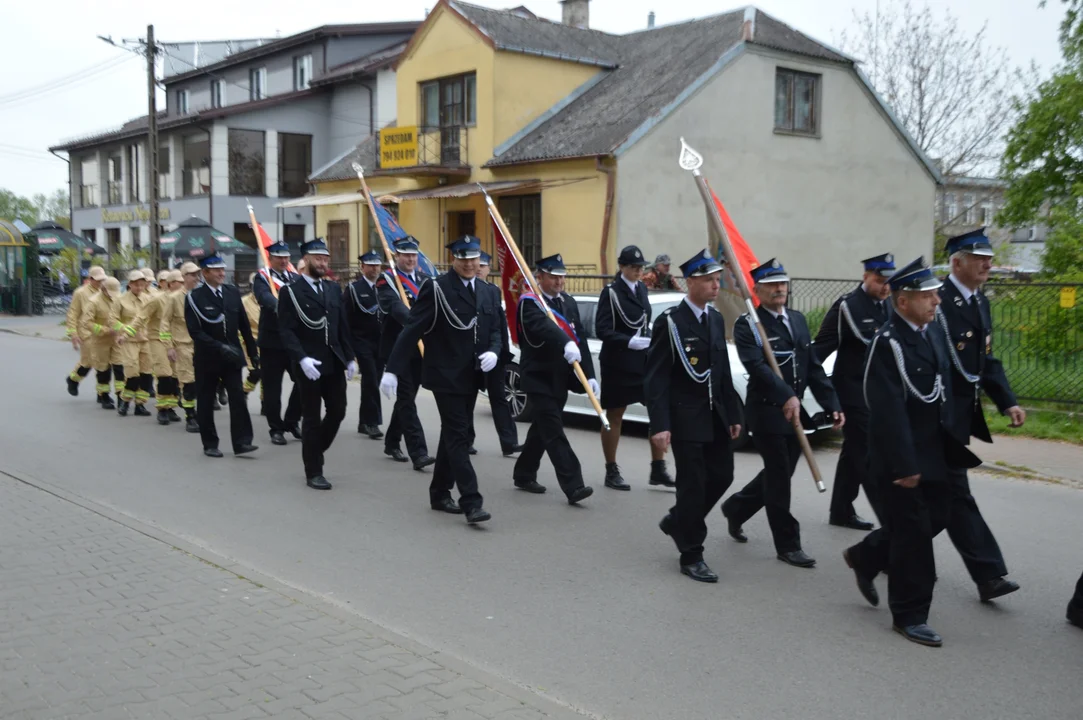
[0,314,68,341]
[0,472,586,720]
[976,434,1083,487]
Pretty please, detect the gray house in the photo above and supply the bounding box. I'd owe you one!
[49,21,418,271]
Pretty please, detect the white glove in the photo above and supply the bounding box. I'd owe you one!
[588,378,600,396]
[299,357,322,381]
[380,372,398,398]
[478,351,498,373]
[563,341,582,365]
[628,336,650,351]
[346,360,358,381]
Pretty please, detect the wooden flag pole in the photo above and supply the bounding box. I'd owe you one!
[678,138,826,493]
[479,185,609,432]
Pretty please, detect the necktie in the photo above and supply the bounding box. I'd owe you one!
[467,281,475,299]
[214,288,222,300]
[314,281,322,297]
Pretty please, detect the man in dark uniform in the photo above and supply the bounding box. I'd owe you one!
[184,254,260,458]
[277,239,358,490]
[468,251,522,456]
[376,237,435,471]
[938,228,1025,602]
[813,253,896,530]
[647,249,743,583]
[253,241,302,446]
[511,254,596,505]
[722,259,843,569]
[595,245,674,491]
[381,236,503,524]
[346,250,385,440]
[842,257,981,647]
[1069,573,1083,629]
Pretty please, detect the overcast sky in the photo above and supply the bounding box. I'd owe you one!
[0,0,1064,199]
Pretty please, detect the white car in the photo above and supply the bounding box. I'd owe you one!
[500,292,836,446]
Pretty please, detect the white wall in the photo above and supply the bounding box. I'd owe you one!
[376,68,397,130]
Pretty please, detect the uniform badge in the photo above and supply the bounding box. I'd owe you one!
[957,342,966,351]
[684,345,691,353]
[966,330,973,338]
[690,357,699,366]
[954,297,963,306]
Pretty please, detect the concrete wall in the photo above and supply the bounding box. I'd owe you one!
[329,83,373,159]
[616,48,937,282]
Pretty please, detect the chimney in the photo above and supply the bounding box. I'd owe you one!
[648,11,655,29]
[741,7,756,42]
[560,0,590,29]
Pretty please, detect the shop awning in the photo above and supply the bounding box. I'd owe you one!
[381,180,539,203]
[275,192,366,209]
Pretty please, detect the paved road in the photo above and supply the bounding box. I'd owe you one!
[4,332,1082,720]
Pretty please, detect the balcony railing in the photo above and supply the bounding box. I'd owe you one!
[107,180,123,205]
[182,167,211,196]
[79,184,99,208]
[376,125,469,173]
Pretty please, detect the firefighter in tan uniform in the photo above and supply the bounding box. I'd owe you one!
[134,270,180,425]
[241,274,263,399]
[66,266,107,397]
[109,269,153,417]
[161,262,201,433]
[79,276,123,409]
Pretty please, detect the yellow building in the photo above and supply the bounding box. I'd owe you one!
[302,0,939,279]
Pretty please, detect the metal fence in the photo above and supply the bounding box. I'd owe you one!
[788,278,1083,405]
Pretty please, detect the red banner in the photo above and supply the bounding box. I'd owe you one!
[493,216,527,345]
[709,185,760,307]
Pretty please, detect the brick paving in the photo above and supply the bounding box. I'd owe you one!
[0,476,577,720]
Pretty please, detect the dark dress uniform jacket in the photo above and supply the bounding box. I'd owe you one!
[812,285,891,408]
[483,280,513,365]
[386,272,502,395]
[276,277,354,369]
[252,269,297,350]
[595,279,651,374]
[734,306,839,435]
[516,292,595,398]
[376,270,430,361]
[937,279,1017,443]
[345,278,383,348]
[864,317,980,483]
[644,302,742,443]
[185,283,258,369]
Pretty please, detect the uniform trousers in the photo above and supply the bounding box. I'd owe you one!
[1072,572,1083,610]
[384,356,428,460]
[261,347,301,434]
[513,391,586,499]
[829,403,882,523]
[666,422,735,566]
[352,338,382,427]
[429,390,483,512]
[297,360,347,479]
[70,340,94,381]
[196,363,253,452]
[469,362,518,450]
[848,480,952,627]
[723,432,802,554]
[945,466,1009,584]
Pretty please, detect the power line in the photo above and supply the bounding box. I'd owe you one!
[0,55,136,106]
[0,148,65,164]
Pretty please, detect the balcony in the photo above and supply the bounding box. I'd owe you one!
[374,125,470,177]
[107,180,124,206]
[79,184,99,208]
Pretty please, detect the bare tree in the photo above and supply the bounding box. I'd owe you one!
[838,0,1033,177]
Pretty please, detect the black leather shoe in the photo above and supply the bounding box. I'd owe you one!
[234,444,258,456]
[66,377,79,396]
[1068,603,1083,629]
[157,411,171,426]
[185,417,200,433]
[134,404,151,417]
[117,400,130,417]
[843,548,879,607]
[217,388,228,406]
[725,514,748,543]
[384,447,408,462]
[167,409,181,422]
[778,550,817,568]
[502,443,524,457]
[604,463,630,490]
[431,498,463,514]
[204,448,223,458]
[270,431,287,446]
[465,507,491,524]
[567,486,593,505]
[514,479,547,494]
[680,561,719,583]
[367,425,384,440]
[288,424,302,440]
[648,460,676,488]
[893,623,943,647]
[413,455,436,471]
[830,514,875,531]
[978,577,1021,602]
[468,446,478,455]
[99,395,115,410]
[306,475,332,490]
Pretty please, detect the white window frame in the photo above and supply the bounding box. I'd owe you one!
[944,193,957,223]
[962,194,975,224]
[211,79,226,109]
[293,54,312,91]
[176,89,190,115]
[249,67,267,101]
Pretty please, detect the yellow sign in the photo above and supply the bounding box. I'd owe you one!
[380,126,418,169]
[1061,286,1077,309]
[101,206,171,224]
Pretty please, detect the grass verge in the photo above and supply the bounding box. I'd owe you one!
[985,401,1083,445]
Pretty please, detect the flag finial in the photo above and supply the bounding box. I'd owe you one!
[351,162,364,179]
[678,137,703,174]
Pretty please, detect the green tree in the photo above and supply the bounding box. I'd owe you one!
[0,189,38,223]
[0,187,70,227]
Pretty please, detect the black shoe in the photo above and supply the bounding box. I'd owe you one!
[259,402,265,416]
[157,411,171,426]
[501,443,524,457]
[185,417,200,434]
[648,460,676,488]
[97,393,104,404]
[1068,603,1083,629]
[204,448,223,458]
[724,513,748,543]
[368,425,384,440]
[270,431,287,446]
[465,507,491,524]
[659,514,674,537]
[978,577,1021,603]
[234,444,258,456]
[680,561,719,583]
[306,475,332,490]
[830,514,875,531]
[213,402,221,411]
[893,623,943,647]
[468,446,478,455]
[117,400,130,417]
[568,486,593,505]
[843,548,879,607]
[148,387,156,399]
[167,409,181,423]
[413,455,436,471]
[514,479,547,494]
[431,498,463,514]
[384,447,408,463]
[133,404,151,417]
[604,463,630,491]
[288,424,302,440]
[217,388,228,406]
[66,377,79,396]
[777,550,817,568]
[99,395,115,410]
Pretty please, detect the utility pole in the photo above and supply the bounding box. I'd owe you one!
[146,24,160,272]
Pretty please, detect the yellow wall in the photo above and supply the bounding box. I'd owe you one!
[491,52,598,150]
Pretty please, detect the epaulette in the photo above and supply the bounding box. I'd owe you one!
[660,307,675,316]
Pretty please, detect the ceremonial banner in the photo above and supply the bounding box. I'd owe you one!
[370,199,439,277]
[493,216,526,344]
[709,187,759,306]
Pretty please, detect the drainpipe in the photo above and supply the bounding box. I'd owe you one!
[359,82,375,137]
[596,155,615,275]
[49,149,72,230]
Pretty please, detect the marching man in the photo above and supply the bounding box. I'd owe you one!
[253,241,302,446]
[65,266,107,397]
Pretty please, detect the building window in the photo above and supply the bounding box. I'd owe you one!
[249,67,267,101]
[83,229,96,245]
[126,144,141,203]
[419,72,477,128]
[181,132,211,196]
[279,133,312,198]
[130,226,142,250]
[980,201,993,225]
[228,128,266,196]
[774,68,820,135]
[176,89,189,115]
[106,228,121,255]
[211,79,226,109]
[944,193,957,224]
[157,144,170,200]
[79,156,99,208]
[464,75,477,126]
[327,220,349,267]
[107,153,123,205]
[293,54,312,91]
[498,195,541,269]
[962,194,975,224]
